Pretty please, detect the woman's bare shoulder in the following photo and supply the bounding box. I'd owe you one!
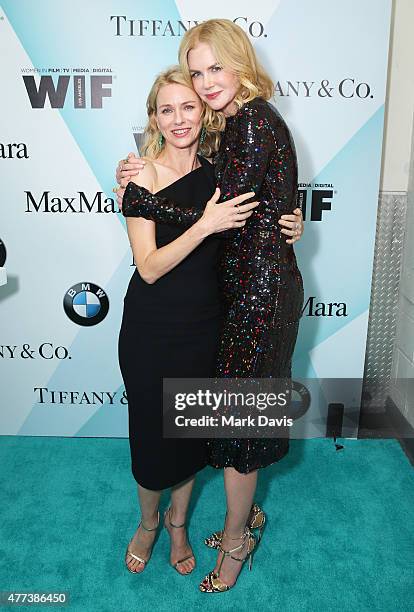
[129,157,157,192]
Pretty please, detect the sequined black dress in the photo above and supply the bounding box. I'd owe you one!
[121,98,304,473]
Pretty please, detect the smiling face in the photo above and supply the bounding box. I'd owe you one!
[187,42,239,116]
[155,83,203,150]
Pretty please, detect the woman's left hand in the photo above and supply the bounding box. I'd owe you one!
[278,208,304,244]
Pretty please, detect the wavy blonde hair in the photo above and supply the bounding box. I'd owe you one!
[140,65,220,159]
[178,19,275,130]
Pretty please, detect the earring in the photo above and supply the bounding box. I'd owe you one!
[199,126,206,145]
[158,132,164,147]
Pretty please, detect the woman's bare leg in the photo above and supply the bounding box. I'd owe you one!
[167,476,196,574]
[212,467,258,585]
[126,484,161,572]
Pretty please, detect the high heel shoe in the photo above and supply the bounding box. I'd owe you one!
[164,507,196,575]
[124,511,160,573]
[199,527,257,593]
[204,503,266,549]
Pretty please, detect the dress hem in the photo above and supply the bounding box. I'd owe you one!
[207,443,289,474]
[131,461,207,491]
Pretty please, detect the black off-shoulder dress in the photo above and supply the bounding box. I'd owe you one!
[121,98,304,474]
[118,156,221,489]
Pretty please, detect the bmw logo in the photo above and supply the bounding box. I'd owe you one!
[63,282,109,326]
[0,238,6,267]
[290,380,311,420]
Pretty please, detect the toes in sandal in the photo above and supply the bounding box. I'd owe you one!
[125,511,160,573]
[164,507,195,575]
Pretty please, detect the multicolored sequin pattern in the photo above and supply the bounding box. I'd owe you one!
[213,97,304,377]
[122,181,203,227]
[206,98,304,472]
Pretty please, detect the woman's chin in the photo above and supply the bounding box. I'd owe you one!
[168,138,196,150]
[202,96,224,111]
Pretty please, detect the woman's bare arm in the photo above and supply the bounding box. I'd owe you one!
[116,152,304,242]
[125,163,211,284]
[124,163,258,284]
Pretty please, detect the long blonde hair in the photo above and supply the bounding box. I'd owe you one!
[140,65,220,159]
[178,19,275,130]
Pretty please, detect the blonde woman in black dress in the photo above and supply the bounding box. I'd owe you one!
[118,66,258,576]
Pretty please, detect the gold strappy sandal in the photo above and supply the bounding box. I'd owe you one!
[124,511,160,573]
[204,503,266,549]
[164,507,196,575]
[199,527,257,593]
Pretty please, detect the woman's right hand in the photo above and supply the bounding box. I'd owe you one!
[116,152,145,186]
[199,188,259,234]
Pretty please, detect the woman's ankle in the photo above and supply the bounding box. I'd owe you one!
[168,506,187,526]
[140,510,159,530]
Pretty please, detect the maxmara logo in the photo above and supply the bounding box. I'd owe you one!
[302,297,348,317]
[22,68,112,109]
[1,142,29,159]
[25,191,118,213]
[110,15,267,38]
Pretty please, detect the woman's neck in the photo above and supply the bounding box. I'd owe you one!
[158,144,199,175]
[222,99,239,117]
[223,96,258,117]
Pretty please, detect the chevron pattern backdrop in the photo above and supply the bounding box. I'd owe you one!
[0,0,392,436]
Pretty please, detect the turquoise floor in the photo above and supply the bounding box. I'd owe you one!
[1,436,413,611]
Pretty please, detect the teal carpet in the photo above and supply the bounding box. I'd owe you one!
[1,436,413,611]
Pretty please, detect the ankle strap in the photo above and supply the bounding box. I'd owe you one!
[222,526,249,541]
[166,507,186,529]
[140,511,160,532]
[219,528,251,559]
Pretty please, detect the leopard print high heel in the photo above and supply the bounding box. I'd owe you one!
[204,503,266,550]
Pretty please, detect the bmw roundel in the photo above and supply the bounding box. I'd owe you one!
[64,282,109,326]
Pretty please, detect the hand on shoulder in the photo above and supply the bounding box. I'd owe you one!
[129,157,157,193]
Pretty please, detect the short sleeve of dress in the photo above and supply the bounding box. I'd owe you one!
[122,181,203,227]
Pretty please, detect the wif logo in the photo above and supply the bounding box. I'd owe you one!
[298,184,335,221]
[22,73,112,109]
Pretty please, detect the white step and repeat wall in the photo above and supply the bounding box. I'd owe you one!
[0,1,392,437]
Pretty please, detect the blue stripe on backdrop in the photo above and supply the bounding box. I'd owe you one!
[2,0,183,437]
[74,383,128,437]
[17,250,134,436]
[293,105,385,376]
[1,0,182,226]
